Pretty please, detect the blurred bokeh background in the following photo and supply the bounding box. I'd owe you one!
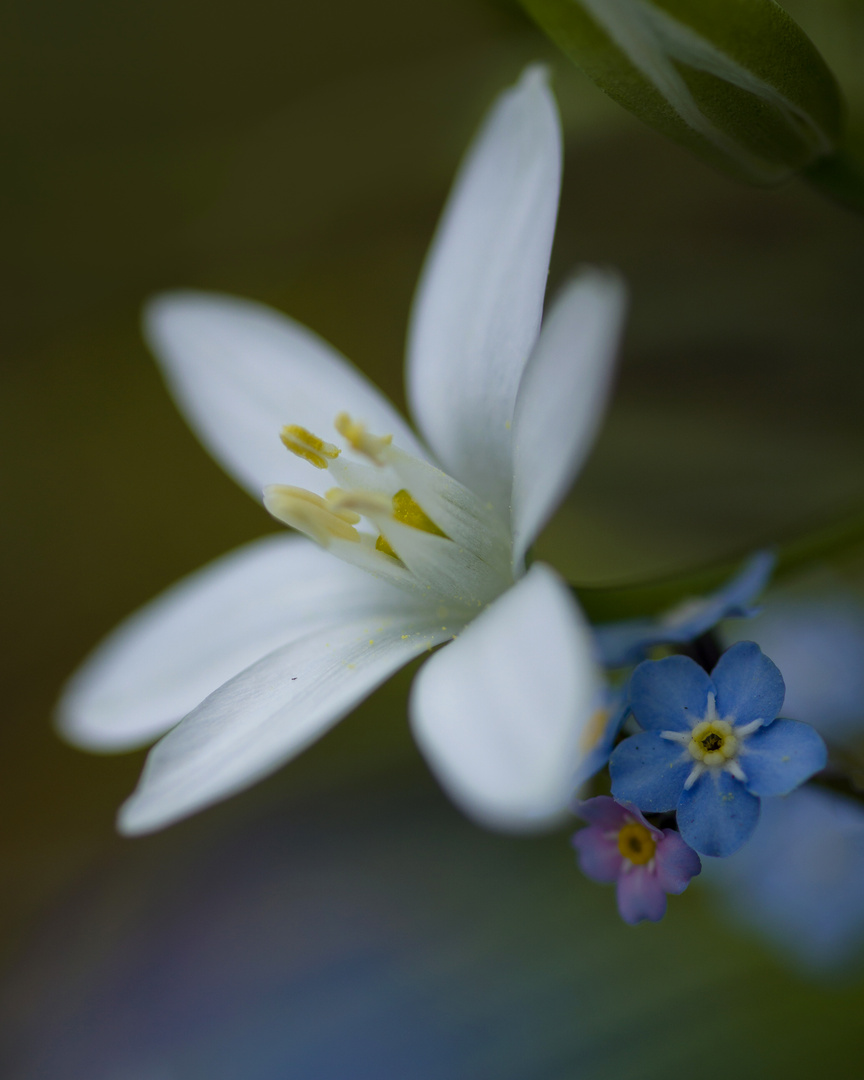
[4,0,864,1075]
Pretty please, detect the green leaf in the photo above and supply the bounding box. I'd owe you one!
[573,502,864,621]
[520,0,844,184]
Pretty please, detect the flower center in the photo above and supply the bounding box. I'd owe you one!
[375,489,447,558]
[617,823,656,866]
[688,719,738,766]
[269,416,448,556]
[262,413,515,609]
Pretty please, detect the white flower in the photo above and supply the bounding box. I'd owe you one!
[56,67,626,836]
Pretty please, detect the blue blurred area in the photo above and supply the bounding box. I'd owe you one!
[705,786,864,975]
[709,579,864,971]
[726,589,864,745]
[4,766,863,1079]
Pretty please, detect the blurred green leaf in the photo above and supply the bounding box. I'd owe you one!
[574,503,864,621]
[519,0,844,184]
[805,145,864,213]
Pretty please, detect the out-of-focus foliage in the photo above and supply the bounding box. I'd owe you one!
[517,0,843,183]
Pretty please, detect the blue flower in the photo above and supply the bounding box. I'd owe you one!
[595,551,775,668]
[609,642,827,857]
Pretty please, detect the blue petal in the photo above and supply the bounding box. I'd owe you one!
[609,732,691,813]
[629,655,713,733]
[740,718,827,797]
[703,550,775,619]
[593,551,775,668]
[712,641,785,726]
[661,550,776,644]
[677,770,760,858]
[594,618,658,668]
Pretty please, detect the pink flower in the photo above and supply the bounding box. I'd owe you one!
[572,797,701,924]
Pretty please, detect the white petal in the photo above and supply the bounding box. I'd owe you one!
[409,563,602,832]
[406,66,562,514]
[118,610,458,834]
[144,291,427,500]
[385,446,512,574]
[371,518,510,609]
[510,270,627,565]
[57,534,414,751]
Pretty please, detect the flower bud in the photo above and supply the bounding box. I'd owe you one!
[520,0,844,184]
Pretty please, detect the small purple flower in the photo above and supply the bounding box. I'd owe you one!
[572,796,701,924]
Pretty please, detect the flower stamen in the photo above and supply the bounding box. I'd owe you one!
[280,425,340,469]
[725,760,747,783]
[263,485,361,546]
[688,719,738,766]
[327,488,393,517]
[334,412,393,465]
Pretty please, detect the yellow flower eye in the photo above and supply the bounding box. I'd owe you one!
[617,822,656,866]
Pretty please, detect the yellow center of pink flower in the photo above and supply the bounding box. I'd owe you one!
[617,822,656,866]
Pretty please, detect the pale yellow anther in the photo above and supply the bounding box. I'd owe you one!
[327,488,393,517]
[323,489,361,524]
[263,485,360,547]
[280,425,341,470]
[334,412,392,465]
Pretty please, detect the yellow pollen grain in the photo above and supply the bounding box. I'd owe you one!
[280,425,340,469]
[617,823,656,866]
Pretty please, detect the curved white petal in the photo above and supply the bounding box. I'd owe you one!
[144,291,427,500]
[409,563,602,832]
[385,446,513,578]
[406,66,562,514]
[57,534,416,751]
[511,270,627,564]
[118,609,457,835]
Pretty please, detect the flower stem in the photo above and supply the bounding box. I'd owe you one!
[677,631,722,673]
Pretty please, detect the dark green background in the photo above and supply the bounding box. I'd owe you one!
[3,1,864,1075]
